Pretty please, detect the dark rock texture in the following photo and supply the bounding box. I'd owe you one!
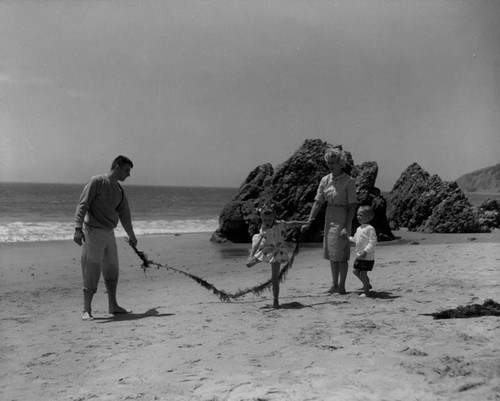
[387,163,488,233]
[475,198,500,231]
[351,162,395,241]
[456,163,500,192]
[211,139,395,243]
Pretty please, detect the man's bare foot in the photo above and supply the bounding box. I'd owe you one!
[273,302,280,309]
[109,306,131,315]
[358,284,372,291]
[337,287,347,295]
[82,311,94,321]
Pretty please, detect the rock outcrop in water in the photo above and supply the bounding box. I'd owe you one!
[211,139,395,243]
[387,163,495,233]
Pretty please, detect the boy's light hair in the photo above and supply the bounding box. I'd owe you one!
[358,205,375,220]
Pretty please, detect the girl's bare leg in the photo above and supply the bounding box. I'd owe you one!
[271,262,280,308]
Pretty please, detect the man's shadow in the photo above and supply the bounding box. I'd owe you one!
[95,308,175,323]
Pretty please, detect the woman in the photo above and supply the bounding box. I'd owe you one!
[303,147,357,294]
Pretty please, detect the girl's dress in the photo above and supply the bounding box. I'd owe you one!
[314,172,357,262]
[254,220,289,264]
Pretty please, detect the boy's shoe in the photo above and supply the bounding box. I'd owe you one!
[246,257,259,268]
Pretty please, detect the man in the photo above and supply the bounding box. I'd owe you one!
[74,155,138,321]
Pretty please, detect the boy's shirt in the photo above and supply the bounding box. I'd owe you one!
[351,224,377,260]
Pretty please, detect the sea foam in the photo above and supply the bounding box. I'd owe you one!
[0,219,219,243]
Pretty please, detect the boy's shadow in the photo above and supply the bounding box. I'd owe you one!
[95,307,175,323]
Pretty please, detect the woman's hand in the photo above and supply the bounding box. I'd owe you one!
[301,221,311,233]
[340,228,348,238]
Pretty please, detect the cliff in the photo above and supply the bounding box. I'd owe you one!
[456,163,500,192]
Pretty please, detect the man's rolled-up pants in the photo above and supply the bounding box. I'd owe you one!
[81,226,119,294]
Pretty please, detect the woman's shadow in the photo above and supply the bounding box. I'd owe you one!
[364,290,400,299]
[95,307,175,323]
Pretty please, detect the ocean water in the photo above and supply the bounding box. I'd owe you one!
[2,183,497,244]
[0,182,237,243]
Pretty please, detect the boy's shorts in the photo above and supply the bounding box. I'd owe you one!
[353,259,374,271]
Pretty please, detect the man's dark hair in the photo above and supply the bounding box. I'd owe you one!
[111,155,133,169]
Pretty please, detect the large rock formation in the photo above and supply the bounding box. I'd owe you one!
[475,198,500,230]
[350,162,395,241]
[387,163,491,233]
[456,163,500,192]
[211,139,395,243]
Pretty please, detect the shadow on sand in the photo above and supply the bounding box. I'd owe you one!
[261,301,313,311]
[95,308,175,323]
[260,291,401,311]
[364,290,401,300]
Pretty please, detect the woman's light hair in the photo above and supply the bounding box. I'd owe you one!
[324,147,347,167]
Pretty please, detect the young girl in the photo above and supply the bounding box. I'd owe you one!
[246,203,307,308]
[349,205,377,297]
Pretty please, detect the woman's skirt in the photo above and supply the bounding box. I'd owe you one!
[323,205,351,262]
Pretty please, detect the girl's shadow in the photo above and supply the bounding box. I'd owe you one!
[262,301,312,310]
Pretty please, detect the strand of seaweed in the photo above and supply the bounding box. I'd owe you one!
[126,239,300,302]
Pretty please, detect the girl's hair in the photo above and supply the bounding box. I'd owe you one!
[324,147,347,167]
[257,202,276,215]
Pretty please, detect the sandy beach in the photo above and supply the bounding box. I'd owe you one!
[1,229,499,401]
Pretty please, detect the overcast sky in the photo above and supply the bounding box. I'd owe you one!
[1,0,499,190]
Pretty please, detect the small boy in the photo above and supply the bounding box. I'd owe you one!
[349,205,377,297]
